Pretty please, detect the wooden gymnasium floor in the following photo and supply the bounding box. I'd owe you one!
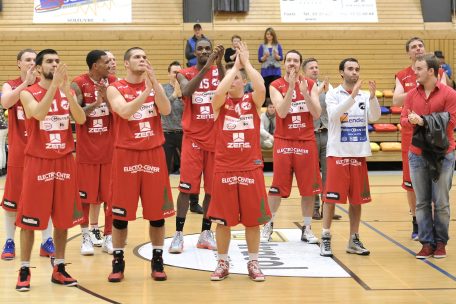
[0,172,455,304]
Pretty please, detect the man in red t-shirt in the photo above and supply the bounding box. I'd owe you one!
[106,47,175,282]
[16,49,86,291]
[72,50,116,256]
[208,42,271,281]
[1,49,55,260]
[393,37,447,241]
[168,39,225,254]
[261,50,322,243]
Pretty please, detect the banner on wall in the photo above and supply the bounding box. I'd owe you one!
[280,0,378,23]
[33,0,132,23]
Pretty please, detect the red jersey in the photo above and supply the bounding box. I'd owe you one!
[270,77,316,141]
[396,66,446,139]
[73,73,116,164]
[4,77,39,166]
[214,93,262,173]
[179,65,220,152]
[24,84,75,159]
[110,79,164,150]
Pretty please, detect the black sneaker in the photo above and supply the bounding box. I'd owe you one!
[151,257,167,281]
[108,258,125,282]
[16,266,31,292]
[190,202,203,214]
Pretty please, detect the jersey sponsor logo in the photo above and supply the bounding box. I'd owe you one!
[335,159,362,166]
[221,176,255,186]
[46,133,66,150]
[288,115,306,129]
[192,90,215,105]
[17,106,25,120]
[179,182,191,190]
[130,102,156,121]
[37,171,71,182]
[212,68,219,77]
[41,114,70,131]
[3,199,17,209]
[227,132,251,149]
[276,147,309,155]
[223,114,254,131]
[79,191,87,199]
[88,103,109,117]
[123,164,160,174]
[196,105,214,120]
[21,216,40,227]
[83,92,93,98]
[32,90,43,96]
[288,100,308,114]
[88,118,108,133]
[358,102,365,110]
[134,121,154,138]
[325,192,340,200]
[112,207,127,217]
[209,217,227,226]
[269,187,280,194]
[60,98,69,110]
[212,78,219,87]
[240,101,252,111]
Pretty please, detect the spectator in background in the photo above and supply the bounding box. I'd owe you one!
[434,50,452,78]
[258,27,283,105]
[162,61,184,175]
[260,100,275,149]
[224,35,241,63]
[0,105,7,176]
[105,51,117,76]
[185,23,209,67]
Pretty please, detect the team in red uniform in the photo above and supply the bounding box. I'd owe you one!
[106,47,175,282]
[72,50,117,256]
[168,39,225,253]
[1,49,56,261]
[392,37,447,240]
[15,49,86,292]
[208,41,271,281]
[261,50,322,244]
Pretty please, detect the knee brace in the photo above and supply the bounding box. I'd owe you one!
[149,219,165,227]
[113,219,128,230]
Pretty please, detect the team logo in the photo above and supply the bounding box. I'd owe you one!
[227,132,251,149]
[288,115,306,129]
[61,99,69,110]
[196,105,213,120]
[46,133,66,149]
[93,119,103,127]
[241,101,252,111]
[134,121,154,138]
[89,118,107,133]
[358,102,365,110]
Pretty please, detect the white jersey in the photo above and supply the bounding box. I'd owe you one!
[326,85,380,157]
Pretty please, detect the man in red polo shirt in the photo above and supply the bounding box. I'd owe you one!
[401,54,456,259]
[393,37,447,241]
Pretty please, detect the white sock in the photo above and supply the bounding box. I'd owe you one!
[21,261,30,268]
[152,245,163,250]
[322,228,331,235]
[218,253,228,261]
[54,259,64,265]
[303,217,312,227]
[90,224,99,230]
[81,227,89,234]
[248,253,258,261]
[41,218,53,243]
[4,210,16,240]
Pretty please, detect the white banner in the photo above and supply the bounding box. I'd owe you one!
[33,0,132,23]
[280,0,378,23]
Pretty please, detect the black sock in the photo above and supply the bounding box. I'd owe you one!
[176,217,186,232]
[113,250,124,259]
[201,218,212,232]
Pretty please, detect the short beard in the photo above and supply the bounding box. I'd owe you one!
[42,71,53,80]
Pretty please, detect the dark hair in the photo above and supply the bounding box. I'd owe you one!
[434,50,444,59]
[225,62,247,79]
[231,35,241,42]
[417,54,440,77]
[168,60,181,72]
[124,47,144,61]
[405,37,424,52]
[339,57,359,72]
[263,27,278,45]
[265,99,273,107]
[193,23,202,30]
[86,50,107,69]
[17,49,36,61]
[302,57,318,69]
[284,50,303,65]
[36,49,58,66]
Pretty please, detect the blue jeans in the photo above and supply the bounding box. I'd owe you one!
[409,151,455,245]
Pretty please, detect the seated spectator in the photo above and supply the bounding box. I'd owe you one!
[260,101,275,149]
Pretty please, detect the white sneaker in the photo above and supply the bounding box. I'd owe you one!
[168,231,184,254]
[301,226,319,244]
[197,230,217,250]
[346,233,370,256]
[89,228,103,247]
[102,235,113,254]
[320,232,333,257]
[81,232,94,256]
[260,221,273,242]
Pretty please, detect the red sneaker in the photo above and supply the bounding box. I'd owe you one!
[210,260,229,281]
[247,260,265,282]
[108,258,125,283]
[433,242,447,259]
[51,264,77,286]
[151,256,167,281]
[416,244,434,259]
[16,266,31,292]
